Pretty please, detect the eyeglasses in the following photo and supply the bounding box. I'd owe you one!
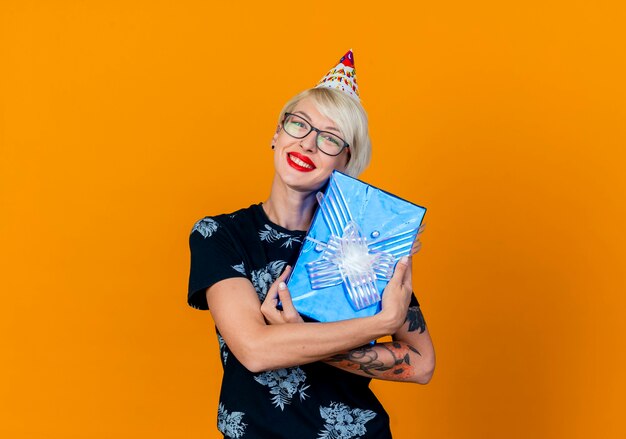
[282,113,349,157]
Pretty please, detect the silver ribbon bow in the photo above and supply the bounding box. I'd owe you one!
[305,177,417,311]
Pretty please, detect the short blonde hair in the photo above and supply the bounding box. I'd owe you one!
[277,88,371,177]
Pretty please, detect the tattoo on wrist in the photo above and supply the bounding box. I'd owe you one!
[406,306,426,333]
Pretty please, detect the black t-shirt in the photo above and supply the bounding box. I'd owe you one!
[188,203,393,439]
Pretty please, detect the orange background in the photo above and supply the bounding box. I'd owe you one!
[1,1,625,438]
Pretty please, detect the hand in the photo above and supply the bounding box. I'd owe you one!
[260,265,305,325]
[410,223,426,256]
[378,256,413,333]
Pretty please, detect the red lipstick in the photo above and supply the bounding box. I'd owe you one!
[287,152,316,172]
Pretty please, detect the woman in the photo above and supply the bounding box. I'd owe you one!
[188,52,435,439]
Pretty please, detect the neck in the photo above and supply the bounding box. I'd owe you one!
[263,177,319,231]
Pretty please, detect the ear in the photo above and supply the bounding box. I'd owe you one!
[271,124,280,145]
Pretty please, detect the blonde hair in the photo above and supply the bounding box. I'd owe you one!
[277,88,371,177]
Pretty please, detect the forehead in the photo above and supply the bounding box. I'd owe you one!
[291,97,340,132]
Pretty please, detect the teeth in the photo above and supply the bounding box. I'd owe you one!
[290,154,314,169]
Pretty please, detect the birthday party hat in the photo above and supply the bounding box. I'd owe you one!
[315,49,359,100]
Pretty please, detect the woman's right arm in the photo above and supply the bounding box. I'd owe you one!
[206,257,413,373]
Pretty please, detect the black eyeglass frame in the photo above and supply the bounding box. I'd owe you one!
[282,112,350,157]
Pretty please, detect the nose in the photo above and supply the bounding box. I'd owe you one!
[299,131,318,152]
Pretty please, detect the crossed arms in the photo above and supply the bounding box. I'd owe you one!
[206,256,435,384]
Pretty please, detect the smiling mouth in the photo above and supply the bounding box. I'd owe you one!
[287,153,316,172]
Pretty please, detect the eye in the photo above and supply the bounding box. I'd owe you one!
[321,133,342,147]
[285,115,308,129]
[286,120,303,128]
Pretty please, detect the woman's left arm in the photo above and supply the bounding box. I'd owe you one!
[264,225,435,383]
[323,224,435,384]
[323,305,435,384]
[263,279,435,384]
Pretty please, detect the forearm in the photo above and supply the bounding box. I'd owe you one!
[229,315,397,373]
[325,306,435,384]
[324,341,429,383]
[209,263,413,373]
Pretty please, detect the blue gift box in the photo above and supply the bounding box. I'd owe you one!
[287,171,427,323]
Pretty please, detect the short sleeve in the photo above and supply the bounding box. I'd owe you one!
[188,217,248,310]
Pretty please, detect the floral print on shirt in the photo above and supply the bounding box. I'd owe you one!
[217,402,247,438]
[216,333,228,365]
[192,217,219,238]
[317,402,377,439]
[250,260,286,301]
[253,367,310,410]
[258,224,302,248]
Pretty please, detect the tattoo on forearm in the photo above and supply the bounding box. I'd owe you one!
[406,306,426,333]
[327,342,421,379]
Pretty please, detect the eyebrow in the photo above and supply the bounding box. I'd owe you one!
[293,111,342,134]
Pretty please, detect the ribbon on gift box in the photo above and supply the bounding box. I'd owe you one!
[304,176,419,311]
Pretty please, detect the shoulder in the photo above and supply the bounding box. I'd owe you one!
[190,216,221,238]
[190,204,262,239]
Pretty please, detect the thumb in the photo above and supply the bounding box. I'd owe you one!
[390,256,410,286]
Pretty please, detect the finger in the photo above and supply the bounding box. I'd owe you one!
[263,265,293,307]
[280,264,293,280]
[262,284,279,308]
[275,264,293,285]
[261,306,282,325]
[277,282,303,323]
[389,256,410,286]
[410,225,425,255]
[274,265,293,304]
[410,240,422,256]
[260,293,279,318]
[402,256,413,286]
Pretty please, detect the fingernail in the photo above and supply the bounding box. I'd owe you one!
[400,256,409,264]
[279,282,287,290]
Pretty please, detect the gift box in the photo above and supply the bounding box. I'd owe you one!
[287,171,427,323]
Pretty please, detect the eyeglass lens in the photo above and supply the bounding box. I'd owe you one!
[283,114,346,156]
